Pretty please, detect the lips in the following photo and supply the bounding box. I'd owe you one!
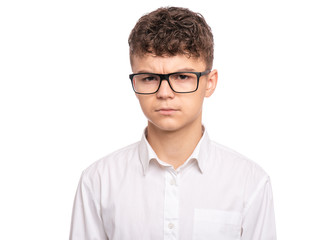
[155,108,179,115]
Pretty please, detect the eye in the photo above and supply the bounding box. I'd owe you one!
[176,74,189,80]
[171,74,191,81]
[171,73,195,81]
[138,74,159,82]
[142,76,156,81]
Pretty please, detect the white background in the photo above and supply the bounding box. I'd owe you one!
[0,0,335,239]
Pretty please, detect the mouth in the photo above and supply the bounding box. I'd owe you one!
[155,108,179,115]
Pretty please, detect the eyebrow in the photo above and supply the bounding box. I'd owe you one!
[135,68,197,74]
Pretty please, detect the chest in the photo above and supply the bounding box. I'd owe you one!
[100,169,245,240]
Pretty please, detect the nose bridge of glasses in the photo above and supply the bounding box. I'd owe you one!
[156,73,175,93]
[159,73,171,81]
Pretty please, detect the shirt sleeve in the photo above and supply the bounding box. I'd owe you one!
[69,172,107,240]
[241,176,277,240]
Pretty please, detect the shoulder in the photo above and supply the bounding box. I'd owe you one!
[209,140,269,183]
[81,141,141,180]
[208,140,271,202]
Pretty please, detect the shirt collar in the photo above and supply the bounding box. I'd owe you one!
[138,127,211,176]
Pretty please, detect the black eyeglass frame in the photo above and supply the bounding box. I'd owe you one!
[129,70,211,94]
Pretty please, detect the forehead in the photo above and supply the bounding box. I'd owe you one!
[130,54,207,73]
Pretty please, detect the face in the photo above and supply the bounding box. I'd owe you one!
[131,54,218,133]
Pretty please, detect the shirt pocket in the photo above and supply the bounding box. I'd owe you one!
[192,209,242,240]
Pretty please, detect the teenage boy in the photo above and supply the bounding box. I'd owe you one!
[70,7,276,240]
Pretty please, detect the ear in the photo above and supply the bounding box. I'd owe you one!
[205,69,218,98]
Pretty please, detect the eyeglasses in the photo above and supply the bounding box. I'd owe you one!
[129,70,211,94]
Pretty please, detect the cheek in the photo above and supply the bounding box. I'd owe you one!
[182,95,204,115]
[137,97,153,116]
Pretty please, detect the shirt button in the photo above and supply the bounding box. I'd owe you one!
[170,179,176,186]
[168,223,174,229]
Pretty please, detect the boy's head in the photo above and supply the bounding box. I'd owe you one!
[128,7,214,70]
[128,7,218,133]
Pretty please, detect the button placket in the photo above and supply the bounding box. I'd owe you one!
[170,178,177,186]
[163,169,179,239]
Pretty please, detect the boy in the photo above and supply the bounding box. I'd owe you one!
[70,7,276,240]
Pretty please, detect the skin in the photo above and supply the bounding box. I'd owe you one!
[131,54,218,169]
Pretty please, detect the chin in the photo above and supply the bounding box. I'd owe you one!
[148,119,185,132]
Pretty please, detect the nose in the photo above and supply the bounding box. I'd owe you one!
[156,79,175,99]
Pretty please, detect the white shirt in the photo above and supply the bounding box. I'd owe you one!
[70,129,276,240]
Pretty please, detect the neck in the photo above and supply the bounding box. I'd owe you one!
[146,120,203,169]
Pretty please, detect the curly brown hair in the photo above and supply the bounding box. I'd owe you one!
[128,7,214,69]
